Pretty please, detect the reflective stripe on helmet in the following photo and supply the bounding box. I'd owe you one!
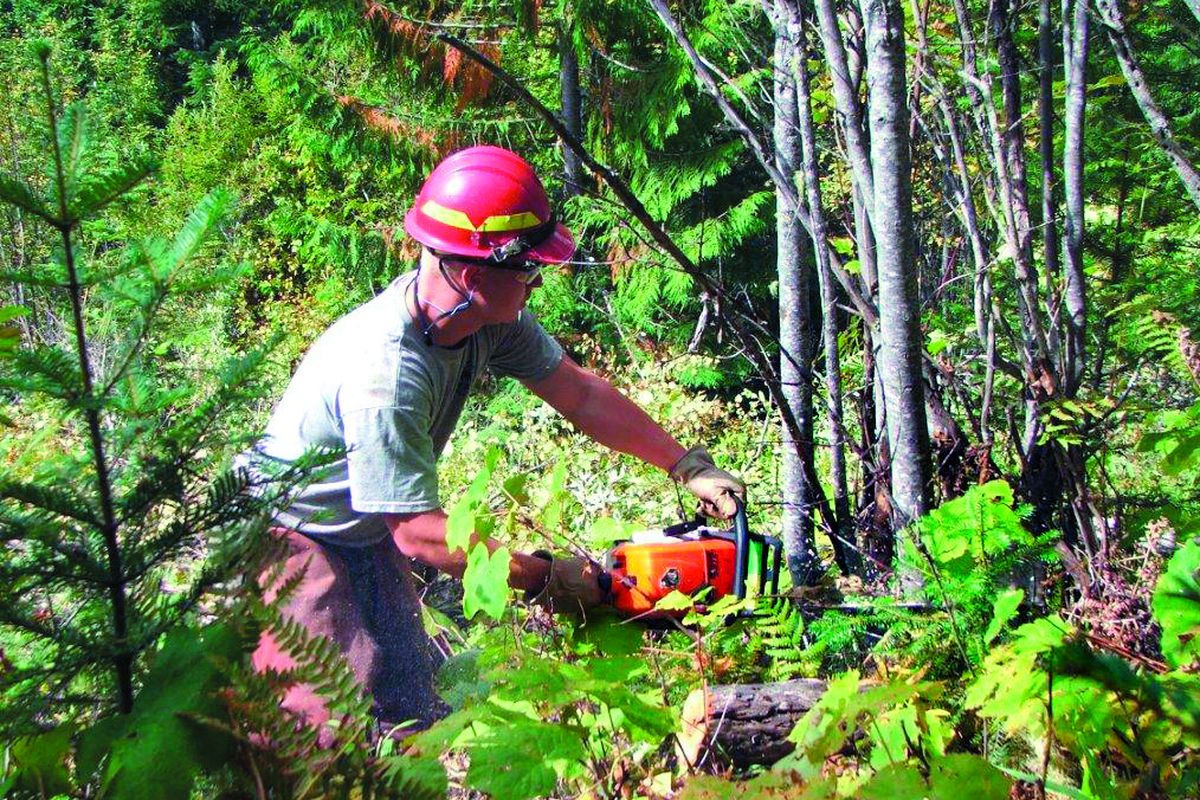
[420,199,544,233]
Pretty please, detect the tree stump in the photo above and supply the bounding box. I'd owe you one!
[677,679,829,768]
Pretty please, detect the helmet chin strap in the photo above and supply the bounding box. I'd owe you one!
[412,256,475,346]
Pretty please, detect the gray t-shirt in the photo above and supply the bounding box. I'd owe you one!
[252,271,563,546]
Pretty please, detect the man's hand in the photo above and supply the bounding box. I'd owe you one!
[525,553,608,614]
[670,446,746,519]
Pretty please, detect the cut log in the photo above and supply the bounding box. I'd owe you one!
[677,679,828,768]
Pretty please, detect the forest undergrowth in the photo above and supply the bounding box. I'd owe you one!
[3,0,1200,795]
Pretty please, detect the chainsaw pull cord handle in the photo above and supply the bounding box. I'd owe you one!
[732,496,749,600]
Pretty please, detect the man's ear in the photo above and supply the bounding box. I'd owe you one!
[461,264,483,289]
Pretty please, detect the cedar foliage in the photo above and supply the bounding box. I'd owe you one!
[1,0,1200,797]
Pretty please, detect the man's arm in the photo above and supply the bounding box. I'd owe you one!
[522,355,687,472]
[384,510,550,592]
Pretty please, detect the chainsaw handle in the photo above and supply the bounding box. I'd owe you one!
[731,496,749,600]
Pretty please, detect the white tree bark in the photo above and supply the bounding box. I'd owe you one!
[1062,0,1089,396]
[862,0,932,527]
[770,10,821,584]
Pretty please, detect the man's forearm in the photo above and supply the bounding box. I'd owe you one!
[565,373,687,472]
[384,511,550,592]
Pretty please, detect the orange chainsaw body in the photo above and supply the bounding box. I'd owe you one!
[608,537,738,616]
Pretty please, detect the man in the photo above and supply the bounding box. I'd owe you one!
[249,145,744,735]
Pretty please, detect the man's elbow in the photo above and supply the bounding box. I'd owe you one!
[384,511,461,575]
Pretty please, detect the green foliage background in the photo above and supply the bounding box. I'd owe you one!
[1,0,1200,797]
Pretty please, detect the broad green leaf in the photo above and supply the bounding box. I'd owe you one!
[447,458,495,553]
[966,616,1071,730]
[867,703,918,770]
[445,505,477,555]
[859,763,927,799]
[586,515,630,548]
[1153,536,1200,669]
[927,329,950,356]
[540,461,568,531]
[653,589,695,611]
[779,672,923,779]
[76,625,240,800]
[502,473,529,504]
[574,612,645,657]
[462,544,510,621]
[929,754,1011,799]
[984,588,1025,645]
[830,236,855,255]
[586,654,648,683]
[8,723,74,797]
[465,717,587,800]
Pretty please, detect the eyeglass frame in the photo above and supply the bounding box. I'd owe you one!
[431,251,545,285]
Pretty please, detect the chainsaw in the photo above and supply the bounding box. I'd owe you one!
[601,500,783,618]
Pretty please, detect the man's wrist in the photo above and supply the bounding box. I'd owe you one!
[514,551,553,594]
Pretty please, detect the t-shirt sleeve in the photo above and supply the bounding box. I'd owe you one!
[488,310,564,381]
[342,405,441,513]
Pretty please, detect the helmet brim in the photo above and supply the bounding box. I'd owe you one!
[525,222,576,265]
[404,207,576,265]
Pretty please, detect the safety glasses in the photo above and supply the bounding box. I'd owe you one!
[491,262,543,285]
[435,251,543,284]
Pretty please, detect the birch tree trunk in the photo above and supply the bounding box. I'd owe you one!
[793,2,856,571]
[1094,0,1200,213]
[1062,0,1089,397]
[813,0,876,223]
[772,16,821,584]
[1039,0,1062,367]
[862,0,932,527]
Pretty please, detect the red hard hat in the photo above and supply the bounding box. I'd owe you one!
[403,145,576,264]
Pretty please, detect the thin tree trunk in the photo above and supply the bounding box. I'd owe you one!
[813,0,876,222]
[1062,0,1089,397]
[1060,0,1100,554]
[558,24,585,198]
[953,0,1054,395]
[863,0,932,528]
[1094,0,1200,213]
[651,0,879,326]
[1040,0,1062,369]
[770,13,821,585]
[793,1,856,572]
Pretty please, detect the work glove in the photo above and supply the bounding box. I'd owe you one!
[669,446,746,520]
[525,552,609,615]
